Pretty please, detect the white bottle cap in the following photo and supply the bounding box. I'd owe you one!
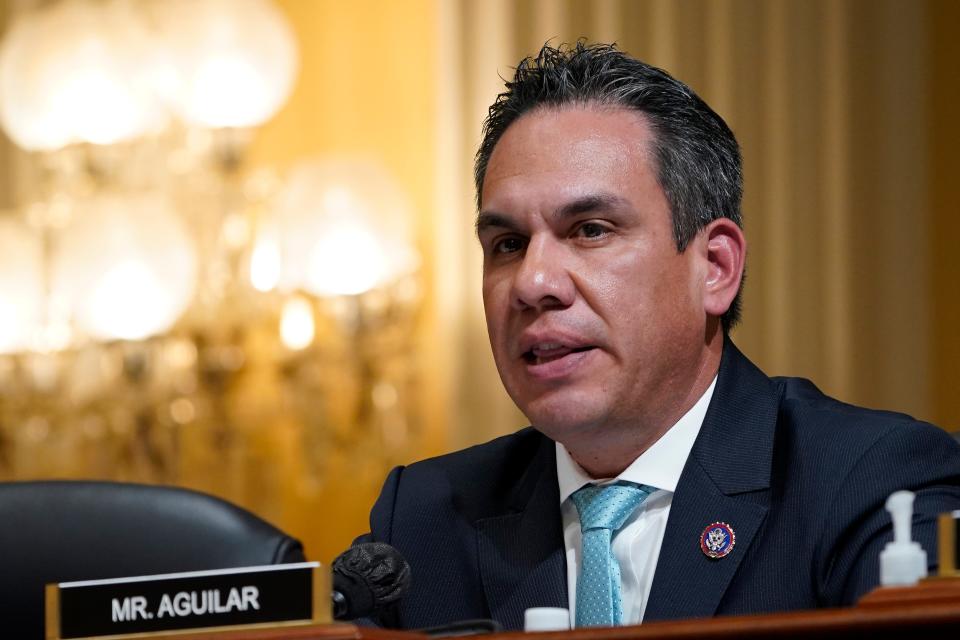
[879,490,928,587]
[524,607,570,631]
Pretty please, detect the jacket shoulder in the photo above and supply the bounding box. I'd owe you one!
[768,375,960,500]
[410,426,547,472]
[772,375,953,444]
[385,427,553,521]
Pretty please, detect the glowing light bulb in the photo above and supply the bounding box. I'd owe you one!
[148,0,298,129]
[0,0,168,150]
[306,225,388,296]
[82,260,170,341]
[250,234,282,292]
[271,158,419,298]
[53,193,196,341]
[279,295,314,350]
[0,217,45,354]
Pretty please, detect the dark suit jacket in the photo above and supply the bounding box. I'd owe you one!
[361,340,960,630]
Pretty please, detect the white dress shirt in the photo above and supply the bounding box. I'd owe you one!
[556,376,717,626]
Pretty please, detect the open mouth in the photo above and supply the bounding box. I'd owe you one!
[522,344,595,366]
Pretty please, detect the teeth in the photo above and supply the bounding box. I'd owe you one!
[528,343,574,366]
[532,343,568,355]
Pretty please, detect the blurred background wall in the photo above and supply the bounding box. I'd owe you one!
[0,0,956,564]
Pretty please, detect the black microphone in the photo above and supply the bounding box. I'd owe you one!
[332,542,411,620]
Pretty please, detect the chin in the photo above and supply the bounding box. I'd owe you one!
[519,393,607,443]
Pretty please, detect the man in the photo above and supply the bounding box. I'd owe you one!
[357,42,960,630]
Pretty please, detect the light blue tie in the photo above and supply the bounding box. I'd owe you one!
[571,482,653,627]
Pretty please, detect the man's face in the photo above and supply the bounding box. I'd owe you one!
[478,106,711,450]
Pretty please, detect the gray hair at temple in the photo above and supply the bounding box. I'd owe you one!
[474,41,744,330]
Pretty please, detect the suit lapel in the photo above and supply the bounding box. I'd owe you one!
[645,340,779,621]
[476,434,567,630]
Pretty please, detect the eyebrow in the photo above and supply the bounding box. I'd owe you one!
[475,192,629,236]
[556,193,629,218]
[475,211,517,236]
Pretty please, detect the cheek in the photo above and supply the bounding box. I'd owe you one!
[573,250,636,307]
[590,251,698,335]
[582,252,657,312]
[482,278,512,340]
[648,249,698,298]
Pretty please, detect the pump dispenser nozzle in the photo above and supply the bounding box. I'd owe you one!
[879,490,927,587]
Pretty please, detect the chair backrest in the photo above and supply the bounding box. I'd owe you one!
[0,480,306,639]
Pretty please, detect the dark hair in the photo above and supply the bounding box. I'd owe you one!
[475,41,744,330]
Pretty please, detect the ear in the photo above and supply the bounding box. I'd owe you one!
[700,218,746,318]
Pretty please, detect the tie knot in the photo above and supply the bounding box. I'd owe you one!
[571,482,653,532]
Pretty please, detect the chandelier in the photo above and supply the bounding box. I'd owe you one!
[0,0,422,497]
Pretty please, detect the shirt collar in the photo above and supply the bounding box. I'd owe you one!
[556,375,717,503]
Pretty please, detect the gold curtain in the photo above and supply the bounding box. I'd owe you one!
[929,0,960,433]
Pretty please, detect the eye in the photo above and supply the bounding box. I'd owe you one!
[492,236,525,255]
[575,222,610,239]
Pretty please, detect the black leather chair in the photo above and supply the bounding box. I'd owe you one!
[0,480,306,639]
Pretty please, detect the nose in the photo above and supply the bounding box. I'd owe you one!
[511,235,576,311]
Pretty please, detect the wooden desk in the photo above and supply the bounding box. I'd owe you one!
[132,623,414,640]
[134,579,960,640]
